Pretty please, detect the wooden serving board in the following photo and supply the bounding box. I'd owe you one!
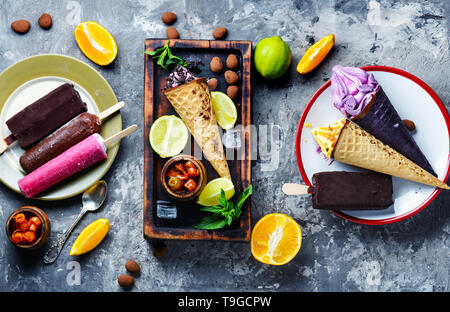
[143,39,252,241]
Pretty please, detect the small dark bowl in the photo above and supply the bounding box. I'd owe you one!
[6,206,50,250]
[161,154,207,201]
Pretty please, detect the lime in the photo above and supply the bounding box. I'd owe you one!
[149,115,189,158]
[254,36,291,79]
[197,178,235,206]
[210,91,237,130]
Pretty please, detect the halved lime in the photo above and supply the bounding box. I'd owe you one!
[211,91,237,130]
[149,115,189,158]
[197,177,235,206]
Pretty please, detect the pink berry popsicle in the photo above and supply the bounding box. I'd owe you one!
[18,125,138,198]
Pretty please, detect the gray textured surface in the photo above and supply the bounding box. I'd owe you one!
[0,0,449,292]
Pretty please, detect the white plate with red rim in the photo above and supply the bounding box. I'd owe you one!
[296,65,450,224]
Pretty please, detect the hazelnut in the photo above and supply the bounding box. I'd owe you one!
[227,85,239,100]
[209,56,223,73]
[403,119,416,131]
[161,12,177,25]
[224,70,239,85]
[166,27,179,39]
[125,260,140,274]
[207,78,219,91]
[11,19,30,34]
[38,13,52,29]
[226,54,239,70]
[213,27,227,40]
[117,274,134,288]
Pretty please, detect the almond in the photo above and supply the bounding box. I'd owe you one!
[117,274,134,288]
[226,54,239,69]
[224,70,239,85]
[402,119,416,131]
[161,12,177,25]
[213,27,227,40]
[166,27,179,39]
[207,78,218,91]
[11,19,30,34]
[125,260,140,274]
[227,85,239,100]
[209,57,223,73]
[38,13,52,29]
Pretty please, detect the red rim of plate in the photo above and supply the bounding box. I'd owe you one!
[295,65,450,225]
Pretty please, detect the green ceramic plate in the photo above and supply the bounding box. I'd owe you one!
[0,54,122,200]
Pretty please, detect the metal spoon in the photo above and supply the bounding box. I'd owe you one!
[43,181,107,264]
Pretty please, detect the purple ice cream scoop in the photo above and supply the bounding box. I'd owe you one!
[331,65,379,117]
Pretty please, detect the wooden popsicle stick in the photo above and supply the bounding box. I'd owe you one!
[98,101,125,121]
[104,125,138,148]
[282,183,311,195]
[0,134,17,155]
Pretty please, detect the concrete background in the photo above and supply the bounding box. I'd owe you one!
[0,0,449,292]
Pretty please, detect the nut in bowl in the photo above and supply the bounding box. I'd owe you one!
[6,206,50,250]
[161,155,207,201]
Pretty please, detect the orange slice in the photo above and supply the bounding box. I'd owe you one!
[74,21,117,66]
[297,34,335,74]
[70,218,110,256]
[251,213,302,265]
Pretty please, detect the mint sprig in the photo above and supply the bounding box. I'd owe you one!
[141,41,187,71]
[194,185,253,230]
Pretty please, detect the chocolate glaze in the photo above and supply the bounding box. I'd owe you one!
[6,83,87,148]
[20,112,101,173]
[311,171,393,210]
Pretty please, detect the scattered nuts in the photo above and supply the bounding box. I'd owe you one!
[161,12,177,25]
[207,78,219,91]
[11,19,30,34]
[224,70,239,85]
[226,54,239,70]
[166,27,179,39]
[125,260,140,274]
[209,56,223,73]
[152,241,167,259]
[213,27,227,40]
[403,119,416,131]
[227,85,239,100]
[38,13,52,29]
[117,274,134,288]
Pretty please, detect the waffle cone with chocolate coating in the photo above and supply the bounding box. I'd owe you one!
[163,78,231,179]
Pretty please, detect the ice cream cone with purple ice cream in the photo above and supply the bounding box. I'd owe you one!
[330,65,437,177]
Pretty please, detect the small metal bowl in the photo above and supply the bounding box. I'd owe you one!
[161,154,207,201]
[6,206,51,250]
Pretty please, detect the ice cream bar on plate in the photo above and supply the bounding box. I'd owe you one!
[282,171,393,210]
[5,83,87,149]
[19,102,125,173]
[18,125,138,198]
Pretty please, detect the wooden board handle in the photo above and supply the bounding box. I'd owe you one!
[282,183,311,195]
[104,125,138,148]
[98,101,125,121]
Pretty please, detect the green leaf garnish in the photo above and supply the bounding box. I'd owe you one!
[141,40,188,71]
[195,185,253,230]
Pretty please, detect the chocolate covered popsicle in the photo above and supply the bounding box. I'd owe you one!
[3,83,87,151]
[282,171,393,210]
[19,102,124,173]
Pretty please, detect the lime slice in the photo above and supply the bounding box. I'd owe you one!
[211,91,238,130]
[149,115,189,158]
[197,177,235,206]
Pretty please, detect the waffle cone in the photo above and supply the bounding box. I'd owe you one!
[333,120,449,189]
[163,78,231,179]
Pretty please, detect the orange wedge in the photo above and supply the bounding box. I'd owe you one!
[297,34,335,74]
[70,218,110,256]
[251,213,302,265]
[74,21,117,66]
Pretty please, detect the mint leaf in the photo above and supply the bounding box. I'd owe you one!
[194,215,228,230]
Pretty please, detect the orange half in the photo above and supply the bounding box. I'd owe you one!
[251,213,302,265]
[74,21,117,66]
[297,34,335,74]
